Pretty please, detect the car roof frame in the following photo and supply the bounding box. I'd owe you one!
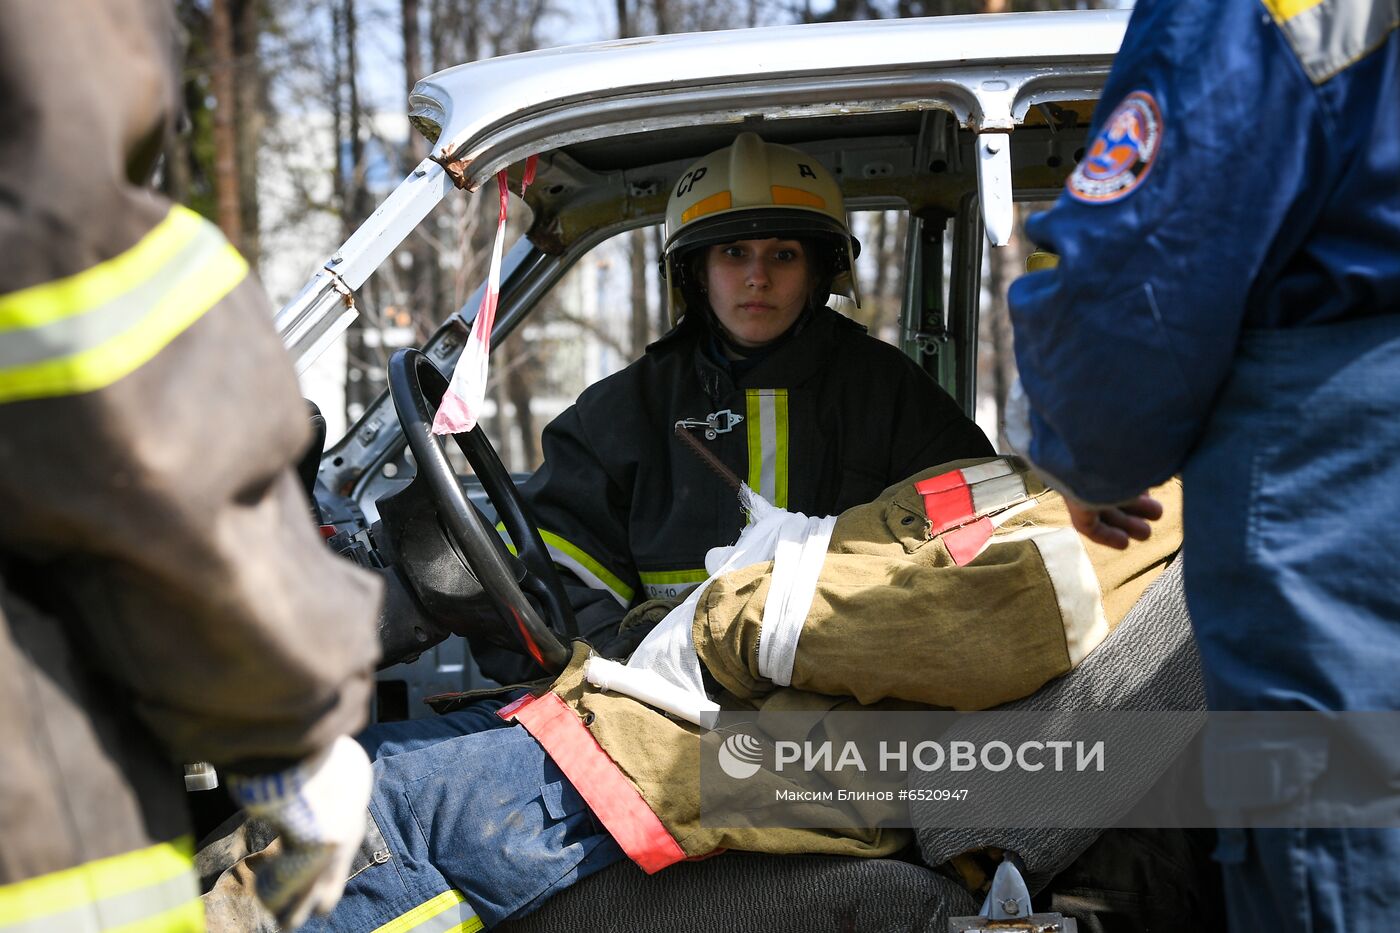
[287,10,1125,512]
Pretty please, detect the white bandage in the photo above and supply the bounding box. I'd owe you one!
[585,656,721,728]
[757,513,836,686]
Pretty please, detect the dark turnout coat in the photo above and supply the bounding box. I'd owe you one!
[519,305,994,609]
[0,1,380,926]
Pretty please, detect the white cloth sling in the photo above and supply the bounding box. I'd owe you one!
[585,486,835,728]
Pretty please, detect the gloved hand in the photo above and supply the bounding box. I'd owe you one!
[226,735,374,929]
[589,596,680,661]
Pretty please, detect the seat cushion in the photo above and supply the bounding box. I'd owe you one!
[495,851,977,933]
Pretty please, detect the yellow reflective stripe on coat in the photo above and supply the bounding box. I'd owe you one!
[0,205,247,403]
[0,837,203,932]
[639,568,709,599]
[371,889,482,933]
[745,388,789,510]
[495,522,635,606]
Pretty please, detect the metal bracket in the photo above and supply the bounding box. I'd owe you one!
[976,130,1014,248]
[676,409,744,441]
[913,331,950,357]
[949,860,1078,933]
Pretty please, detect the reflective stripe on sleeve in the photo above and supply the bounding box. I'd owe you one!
[1262,0,1399,83]
[986,523,1109,665]
[0,205,248,403]
[638,568,709,599]
[0,837,203,933]
[744,388,789,510]
[495,522,635,606]
[370,889,482,933]
[540,530,634,606]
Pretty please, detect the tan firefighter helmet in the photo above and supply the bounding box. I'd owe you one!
[662,132,861,324]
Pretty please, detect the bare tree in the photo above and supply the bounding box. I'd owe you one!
[231,1,268,264]
[618,2,659,359]
[628,234,652,358]
[209,0,244,251]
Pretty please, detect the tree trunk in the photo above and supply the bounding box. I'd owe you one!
[401,0,440,336]
[344,0,368,229]
[341,0,379,417]
[330,1,347,227]
[403,0,422,99]
[629,230,650,357]
[653,226,670,335]
[160,129,191,205]
[209,0,243,251]
[490,352,515,470]
[233,0,263,266]
[503,333,540,469]
[868,210,891,336]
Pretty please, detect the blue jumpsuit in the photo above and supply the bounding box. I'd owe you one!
[1008,1,1400,929]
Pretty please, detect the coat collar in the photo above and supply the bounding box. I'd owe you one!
[648,304,866,402]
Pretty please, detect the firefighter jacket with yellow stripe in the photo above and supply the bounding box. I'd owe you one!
[518,304,993,611]
[500,458,1182,870]
[0,1,381,928]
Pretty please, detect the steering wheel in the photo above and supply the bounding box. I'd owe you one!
[387,348,575,673]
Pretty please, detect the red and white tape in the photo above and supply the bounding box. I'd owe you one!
[432,155,538,435]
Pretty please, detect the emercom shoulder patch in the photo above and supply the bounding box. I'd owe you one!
[1067,90,1162,205]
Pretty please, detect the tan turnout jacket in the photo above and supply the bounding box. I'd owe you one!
[505,457,1181,872]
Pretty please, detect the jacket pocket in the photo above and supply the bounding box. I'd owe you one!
[346,809,394,882]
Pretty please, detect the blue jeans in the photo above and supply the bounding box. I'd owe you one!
[304,700,624,931]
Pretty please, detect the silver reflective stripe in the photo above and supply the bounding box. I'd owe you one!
[406,901,480,933]
[0,224,227,368]
[95,869,200,930]
[1268,0,1399,84]
[757,394,778,502]
[0,866,199,933]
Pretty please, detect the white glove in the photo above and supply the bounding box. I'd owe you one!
[226,735,374,929]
